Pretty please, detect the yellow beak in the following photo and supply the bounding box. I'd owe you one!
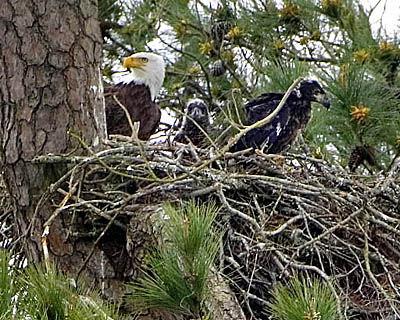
[123,56,144,69]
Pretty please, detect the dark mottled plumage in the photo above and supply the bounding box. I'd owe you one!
[174,99,211,147]
[105,82,161,140]
[231,80,330,153]
[348,145,376,172]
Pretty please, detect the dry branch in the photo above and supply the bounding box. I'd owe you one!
[2,137,400,319]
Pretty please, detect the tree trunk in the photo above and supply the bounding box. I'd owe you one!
[0,0,106,271]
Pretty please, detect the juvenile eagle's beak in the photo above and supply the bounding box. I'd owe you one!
[315,93,331,109]
[191,108,204,118]
[123,56,143,69]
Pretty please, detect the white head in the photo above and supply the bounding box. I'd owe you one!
[121,52,165,101]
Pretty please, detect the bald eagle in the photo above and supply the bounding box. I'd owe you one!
[231,80,330,153]
[174,99,211,147]
[105,52,165,140]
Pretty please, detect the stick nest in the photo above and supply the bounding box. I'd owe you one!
[3,139,400,319]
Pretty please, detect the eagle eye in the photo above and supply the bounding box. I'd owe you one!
[315,88,324,94]
[141,57,149,63]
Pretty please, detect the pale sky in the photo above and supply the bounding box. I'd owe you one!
[202,0,399,36]
[149,0,399,138]
[362,0,400,36]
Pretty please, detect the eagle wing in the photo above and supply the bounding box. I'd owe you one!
[232,83,321,153]
[233,91,311,153]
[104,83,127,134]
[105,82,161,140]
[232,102,292,152]
[139,103,161,140]
[245,93,284,125]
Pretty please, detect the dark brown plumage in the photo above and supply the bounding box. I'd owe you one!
[174,99,211,147]
[231,80,331,153]
[105,82,161,140]
[104,52,165,140]
[348,145,377,172]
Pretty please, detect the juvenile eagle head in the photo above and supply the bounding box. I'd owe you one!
[174,99,211,147]
[298,80,331,108]
[122,52,165,100]
[186,98,209,123]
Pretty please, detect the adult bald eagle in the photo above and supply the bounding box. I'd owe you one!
[231,80,330,153]
[174,99,211,147]
[105,52,165,140]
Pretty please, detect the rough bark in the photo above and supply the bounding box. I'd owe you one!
[0,0,106,268]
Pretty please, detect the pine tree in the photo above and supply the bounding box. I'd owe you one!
[2,1,399,319]
[99,0,400,170]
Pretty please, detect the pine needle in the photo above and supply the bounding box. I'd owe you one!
[127,201,222,317]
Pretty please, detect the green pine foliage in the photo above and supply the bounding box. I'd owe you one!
[22,266,119,320]
[98,0,123,22]
[0,250,119,320]
[99,0,162,79]
[22,266,69,319]
[261,59,310,93]
[100,0,400,167]
[268,276,339,320]
[127,201,222,318]
[0,250,14,320]
[306,57,400,165]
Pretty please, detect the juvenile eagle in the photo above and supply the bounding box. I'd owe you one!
[174,99,211,147]
[231,80,330,153]
[105,52,165,140]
